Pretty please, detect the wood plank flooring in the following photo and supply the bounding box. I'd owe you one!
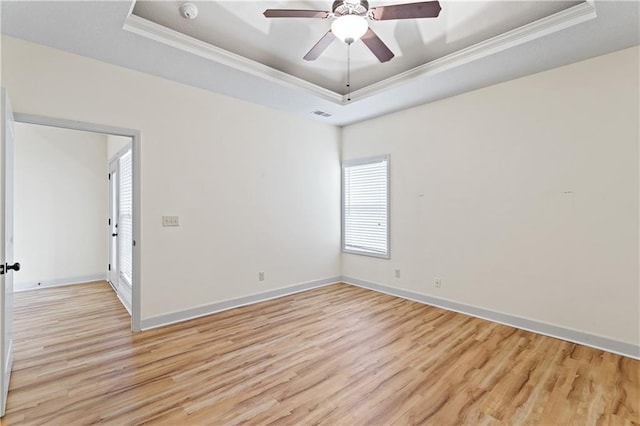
[3,281,638,425]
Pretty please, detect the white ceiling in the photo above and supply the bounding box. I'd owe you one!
[1,1,639,126]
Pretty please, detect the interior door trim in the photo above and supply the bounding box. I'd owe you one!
[13,113,142,332]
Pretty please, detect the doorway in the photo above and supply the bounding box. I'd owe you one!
[12,113,140,331]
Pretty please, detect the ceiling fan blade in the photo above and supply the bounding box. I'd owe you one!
[263,9,330,18]
[369,1,441,20]
[361,28,394,63]
[303,30,336,61]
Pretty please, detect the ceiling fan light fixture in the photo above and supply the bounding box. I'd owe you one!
[331,15,368,44]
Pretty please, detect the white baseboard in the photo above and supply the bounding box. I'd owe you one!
[140,276,342,331]
[136,273,639,359]
[342,276,640,360]
[15,273,107,292]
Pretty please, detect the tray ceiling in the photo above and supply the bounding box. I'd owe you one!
[131,1,581,94]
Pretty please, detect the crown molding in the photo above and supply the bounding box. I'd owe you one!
[350,1,597,102]
[122,14,344,104]
[123,1,596,106]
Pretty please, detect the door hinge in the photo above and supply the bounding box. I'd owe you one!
[108,264,111,271]
[108,218,111,226]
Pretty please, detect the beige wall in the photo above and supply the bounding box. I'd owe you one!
[2,34,637,349]
[2,36,341,318]
[107,135,131,161]
[14,123,108,289]
[342,46,640,346]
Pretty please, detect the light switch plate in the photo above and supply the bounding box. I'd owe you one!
[162,216,179,227]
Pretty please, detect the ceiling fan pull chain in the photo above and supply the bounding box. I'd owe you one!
[347,43,351,102]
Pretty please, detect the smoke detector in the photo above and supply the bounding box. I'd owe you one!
[180,3,198,19]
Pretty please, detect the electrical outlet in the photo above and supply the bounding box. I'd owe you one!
[259,271,265,281]
[394,268,401,278]
[162,216,179,227]
[435,279,442,288]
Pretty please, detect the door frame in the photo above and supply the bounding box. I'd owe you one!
[13,113,142,332]
[1,88,15,417]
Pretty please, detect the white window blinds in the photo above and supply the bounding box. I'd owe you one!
[342,156,389,258]
[118,149,133,286]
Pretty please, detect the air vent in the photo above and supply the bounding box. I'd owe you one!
[312,110,332,118]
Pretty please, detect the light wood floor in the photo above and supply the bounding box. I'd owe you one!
[3,282,638,425]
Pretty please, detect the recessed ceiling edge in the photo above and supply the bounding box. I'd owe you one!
[352,1,597,102]
[122,13,343,104]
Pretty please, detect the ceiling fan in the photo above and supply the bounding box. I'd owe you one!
[263,0,442,63]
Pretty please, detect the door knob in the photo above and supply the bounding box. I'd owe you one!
[6,262,20,272]
[112,233,118,237]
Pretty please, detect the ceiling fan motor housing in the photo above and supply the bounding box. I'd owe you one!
[332,0,369,17]
[263,0,441,63]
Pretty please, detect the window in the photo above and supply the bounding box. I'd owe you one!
[342,156,389,258]
[118,148,133,286]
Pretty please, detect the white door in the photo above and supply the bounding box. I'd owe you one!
[0,88,17,417]
[108,159,119,290]
[107,147,132,313]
